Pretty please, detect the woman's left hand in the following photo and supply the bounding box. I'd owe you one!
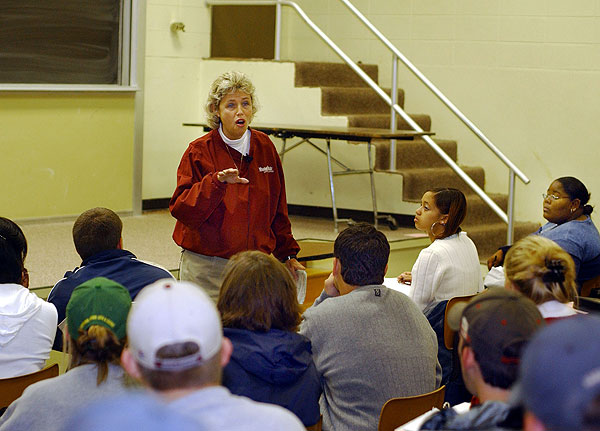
[285,258,305,281]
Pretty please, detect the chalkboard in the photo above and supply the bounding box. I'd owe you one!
[0,0,120,84]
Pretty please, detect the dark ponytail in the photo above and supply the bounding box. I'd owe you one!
[556,177,593,215]
[0,217,27,284]
[430,188,467,239]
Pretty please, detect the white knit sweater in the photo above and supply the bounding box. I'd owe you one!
[409,231,483,311]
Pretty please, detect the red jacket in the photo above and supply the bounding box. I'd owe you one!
[170,128,300,260]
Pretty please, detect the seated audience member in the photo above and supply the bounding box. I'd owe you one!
[488,176,600,289]
[64,393,202,431]
[397,188,482,312]
[0,277,131,431]
[0,217,57,378]
[515,315,600,431]
[300,222,441,431]
[419,288,544,430]
[217,251,321,427]
[120,280,305,431]
[504,235,581,322]
[48,207,173,350]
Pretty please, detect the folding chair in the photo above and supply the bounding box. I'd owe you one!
[378,385,446,431]
[0,364,59,409]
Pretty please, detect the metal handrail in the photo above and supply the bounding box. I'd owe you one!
[205,0,524,242]
[339,0,529,185]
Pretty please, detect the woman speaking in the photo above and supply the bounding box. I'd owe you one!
[170,71,303,301]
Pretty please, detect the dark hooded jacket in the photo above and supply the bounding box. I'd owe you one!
[222,327,321,426]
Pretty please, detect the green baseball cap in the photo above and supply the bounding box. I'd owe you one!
[66,277,132,341]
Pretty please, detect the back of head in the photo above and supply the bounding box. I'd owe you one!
[555,176,593,216]
[218,250,301,332]
[517,315,600,430]
[429,188,467,238]
[205,71,258,129]
[0,217,27,284]
[448,287,544,389]
[333,222,390,286]
[72,207,122,261]
[505,235,577,305]
[66,277,132,384]
[126,280,223,391]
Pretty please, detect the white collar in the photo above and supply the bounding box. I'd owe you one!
[218,124,250,154]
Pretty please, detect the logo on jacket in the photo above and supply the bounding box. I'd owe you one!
[374,288,381,297]
[259,166,274,173]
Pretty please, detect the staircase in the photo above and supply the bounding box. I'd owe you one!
[294,61,538,260]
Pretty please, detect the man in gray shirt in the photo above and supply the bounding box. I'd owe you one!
[121,279,305,431]
[300,223,441,431]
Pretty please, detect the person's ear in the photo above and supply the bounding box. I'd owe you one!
[220,337,233,367]
[121,349,143,380]
[384,263,388,277]
[460,343,477,372]
[571,198,581,212]
[117,237,123,250]
[332,257,341,277]
[439,213,449,226]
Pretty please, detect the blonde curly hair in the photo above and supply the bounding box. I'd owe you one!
[204,71,258,129]
[504,235,577,305]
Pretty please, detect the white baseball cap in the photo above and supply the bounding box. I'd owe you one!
[127,280,222,370]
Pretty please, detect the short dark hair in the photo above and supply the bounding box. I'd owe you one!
[429,188,467,239]
[218,251,302,332]
[333,223,390,286]
[72,208,122,261]
[0,217,27,284]
[556,176,594,216]
[137,342,221,391]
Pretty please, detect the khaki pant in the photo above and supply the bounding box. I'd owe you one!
[179,250,228,303]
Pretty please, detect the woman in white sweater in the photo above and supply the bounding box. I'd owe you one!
[398,188,482,312]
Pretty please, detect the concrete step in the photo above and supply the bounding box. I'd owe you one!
[348,113,432,132]
[321,87,405,115]
[374,139,458,170]
[295,61,379,88]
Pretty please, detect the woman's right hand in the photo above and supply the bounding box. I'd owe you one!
[217,168,249,184]
[487,249,505,270]
[397,272,412,285]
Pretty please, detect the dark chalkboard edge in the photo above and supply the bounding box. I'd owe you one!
[0,84,139,92]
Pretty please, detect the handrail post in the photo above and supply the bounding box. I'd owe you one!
[274,0,282,60]
[389,55,398,171]
[507,170,516,245]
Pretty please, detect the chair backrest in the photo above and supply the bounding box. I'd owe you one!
[443,294,477,350]
[378,385,446,431]
[0,364,59,408]
[580,274,600,297]
[306,415,322,431]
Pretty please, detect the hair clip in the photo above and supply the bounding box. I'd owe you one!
[542,258,565,284]
[0,233,6,241]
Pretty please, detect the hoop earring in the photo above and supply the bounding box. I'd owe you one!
[430,221,445,238]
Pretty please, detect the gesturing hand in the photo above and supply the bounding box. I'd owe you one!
[217,168,249,184]
[324,273,340,297]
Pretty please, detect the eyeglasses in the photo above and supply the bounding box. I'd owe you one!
[542,193,568,201]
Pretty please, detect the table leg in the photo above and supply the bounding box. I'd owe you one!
[367,141,378,228]
[279,137,287,162]
[326,138,339,233]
